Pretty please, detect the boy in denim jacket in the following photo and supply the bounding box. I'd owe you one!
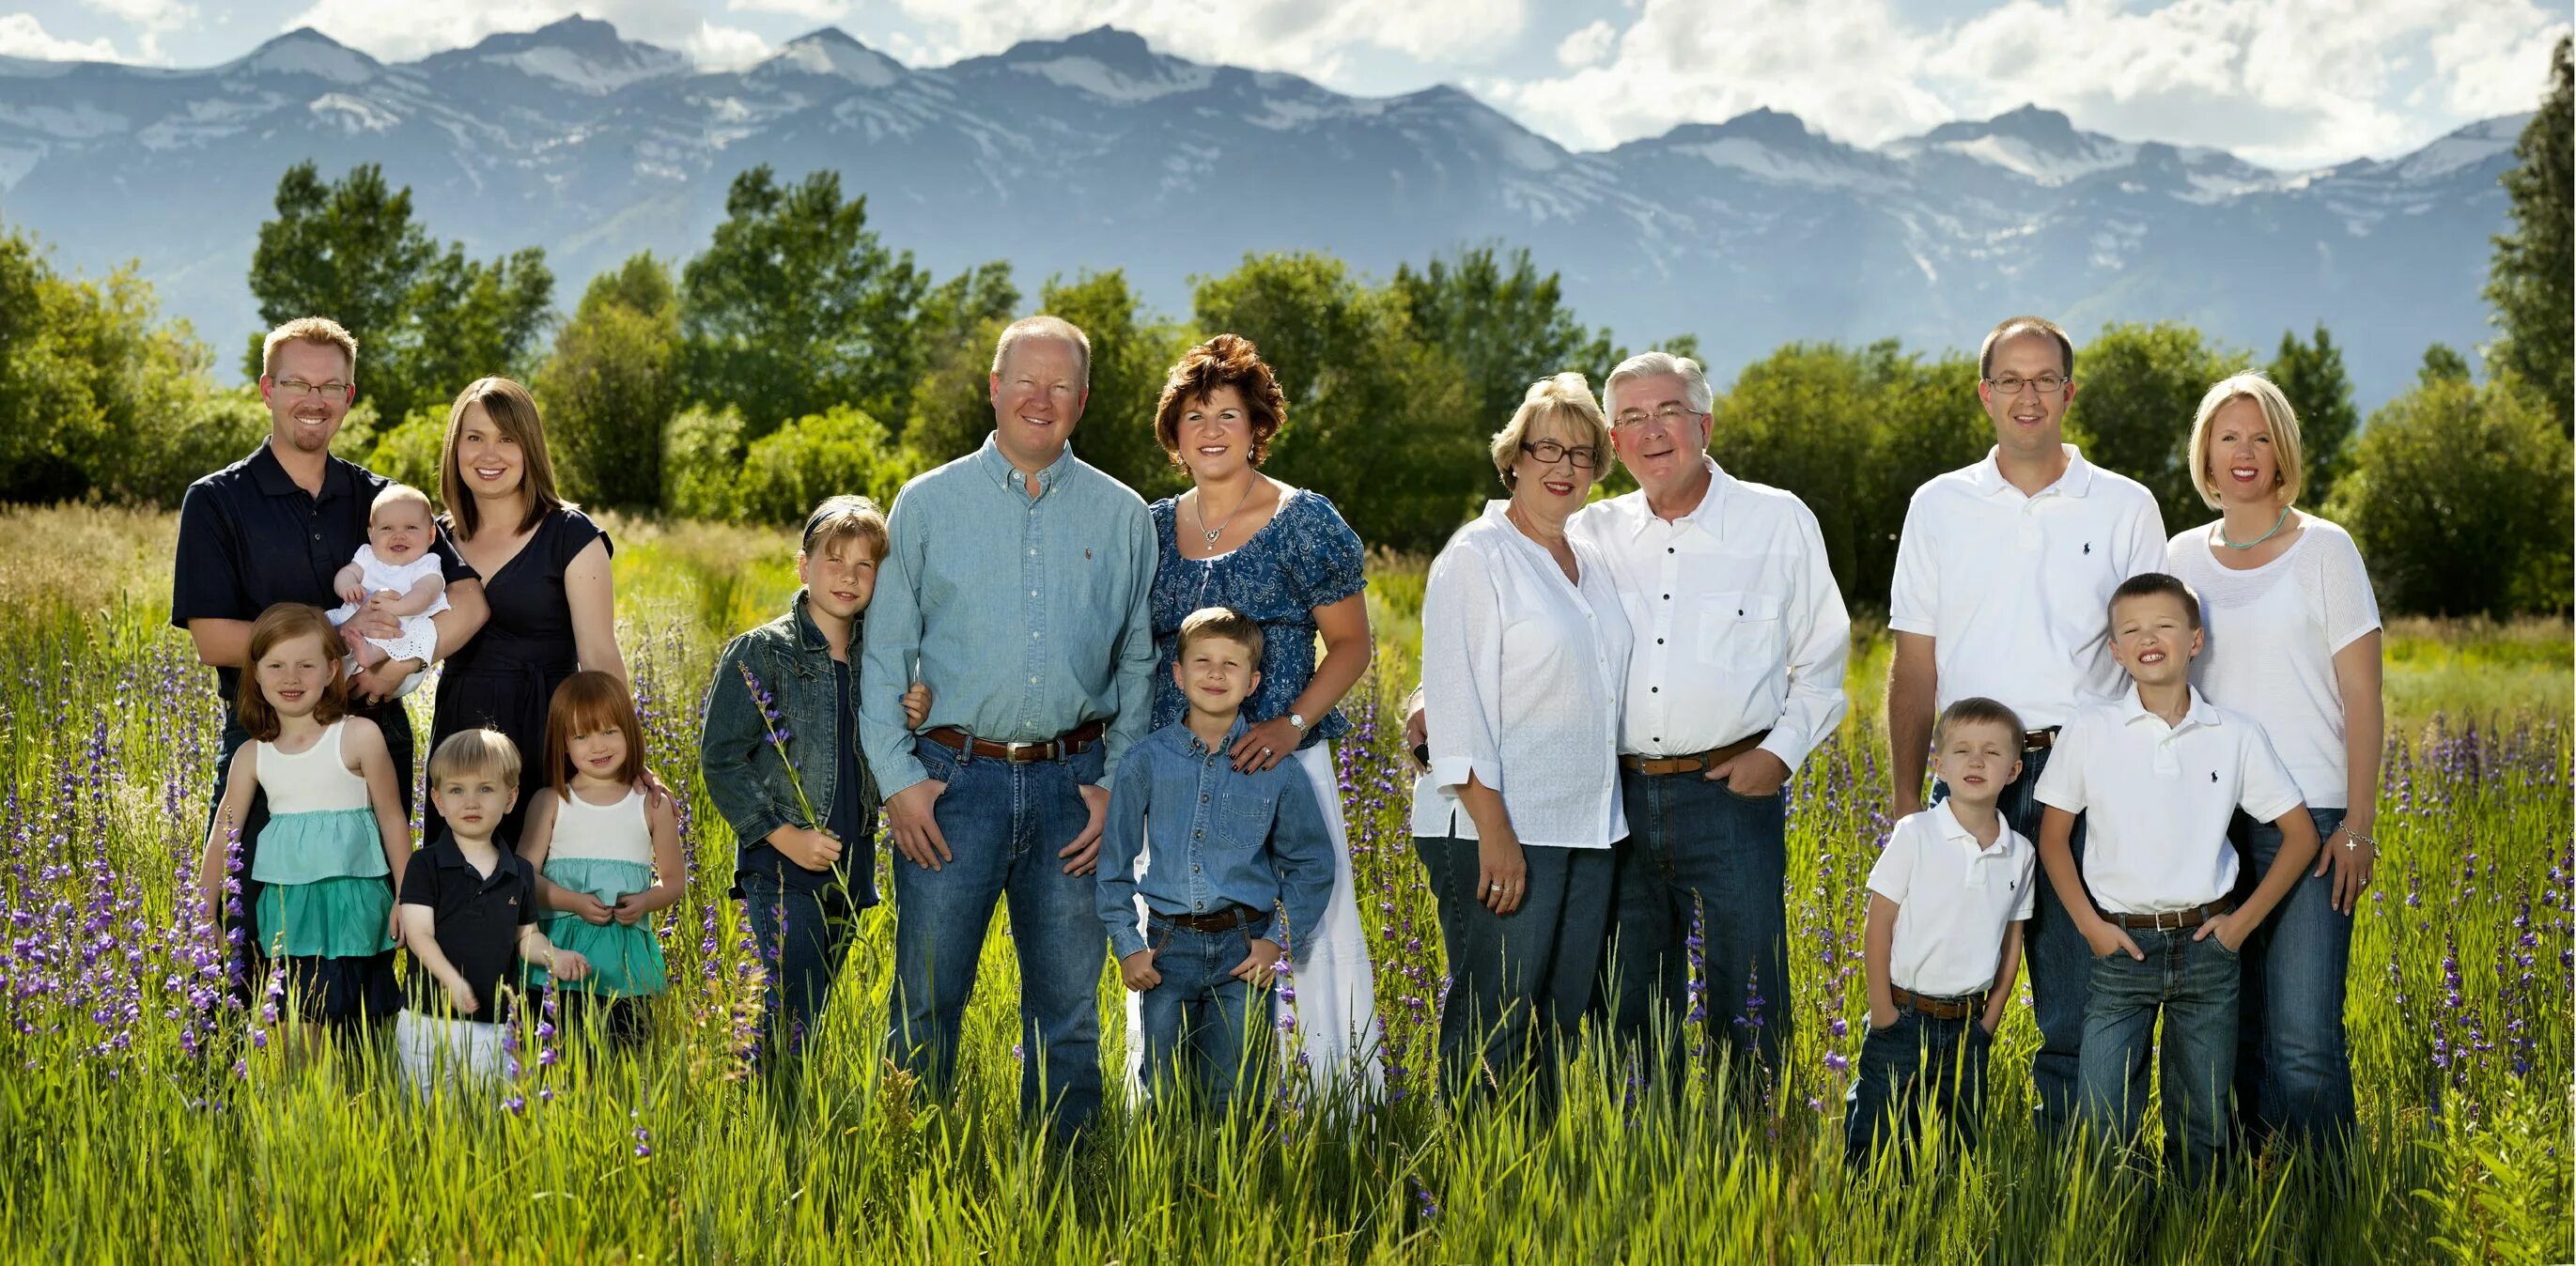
[1096,607,1336,1111]
[700,495,925,1052]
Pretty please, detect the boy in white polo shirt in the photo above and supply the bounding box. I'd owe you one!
[2034,573,2320,1176]
[1845,697,2035,1168]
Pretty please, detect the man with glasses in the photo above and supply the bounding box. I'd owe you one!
[1885,315,2165,1136]
[172,317,489,977]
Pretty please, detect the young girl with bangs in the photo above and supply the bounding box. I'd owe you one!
[198,603,412,1035]
[517,671,682,1047]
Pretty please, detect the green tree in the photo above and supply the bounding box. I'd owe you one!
[2486,36,2572,432]
[661,405,747,519]
[2327,375,2570,616]
[246,162,553,424]
[0,224,213,504]
[1041,270,1190,500]
[536,254,683,510]
[2420,342,2473,386]
[1849,343,1991,610]
[894,261,1022,471]
[1713,343,1881,592]
[680,166,927,438]
[1389,245,1616,431]
[2266,325,2359,504]
[734,405,908,526]
[2068,322,2251,531]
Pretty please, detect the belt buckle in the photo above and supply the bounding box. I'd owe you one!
[2156,909,2184,932]
[1003,739,1040,762]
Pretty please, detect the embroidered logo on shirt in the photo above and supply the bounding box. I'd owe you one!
[2210,771,2219,782]
[2083,542,2092,555]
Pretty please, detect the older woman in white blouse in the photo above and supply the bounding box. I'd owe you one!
[2166,372,2381,1150]
[1414,372,1632,1105]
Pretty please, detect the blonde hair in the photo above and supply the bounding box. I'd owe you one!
[1176,605,1265,662]
[428,727,521,790]
[800,493,890,563]
[2186,373,2305,509]
[259,316,358,380]
[369,483,433,526]
[440,377,566,540]
[1491,372,1613,487]
[991,316,1092,390]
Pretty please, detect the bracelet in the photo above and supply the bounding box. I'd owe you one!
[2340,828,2376,851]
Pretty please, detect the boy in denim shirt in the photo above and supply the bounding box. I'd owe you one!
[700,495,926,1053]
[1096,607,1336,1111]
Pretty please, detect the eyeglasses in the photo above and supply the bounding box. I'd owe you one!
[1519,440,1601,471]
[1611,403,1702,431]
[269,377,352,398]
[1983,373,2071,397]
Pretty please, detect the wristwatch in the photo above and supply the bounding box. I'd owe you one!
[1286,712,1310,735]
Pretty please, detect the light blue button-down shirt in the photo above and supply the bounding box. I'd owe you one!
[1093,718,1338,961]
[860,433,1158,797]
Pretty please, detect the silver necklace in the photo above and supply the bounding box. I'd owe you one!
[1193,485,1256,547]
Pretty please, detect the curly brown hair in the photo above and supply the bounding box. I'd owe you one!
[1153,333,1288,469]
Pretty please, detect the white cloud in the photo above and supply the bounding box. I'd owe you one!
[1555,19,1613,69]
[283,0,778,69]
[1485,0,2566,167]
[683,21,772,69]
[876,0,1526,84]
[726,0,853,19]
[0,13,127,61]
[84,0,198,61]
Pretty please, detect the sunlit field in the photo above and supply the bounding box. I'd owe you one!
[0,504,2567,1262]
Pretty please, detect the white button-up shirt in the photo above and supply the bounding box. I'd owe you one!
[1888,445,2166,728]
[1869,800,2036,996]
[1571,458,1851,769]
[1411,502,1632,849]
[2032,687,2304,914]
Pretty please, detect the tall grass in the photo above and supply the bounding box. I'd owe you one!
[0,505,2567,1262]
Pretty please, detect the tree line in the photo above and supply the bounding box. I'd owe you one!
[1,39,2566,617]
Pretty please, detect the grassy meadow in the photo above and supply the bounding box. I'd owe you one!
[0,502,2568,1263]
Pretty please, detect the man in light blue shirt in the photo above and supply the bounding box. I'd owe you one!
[861,315,1157,1137]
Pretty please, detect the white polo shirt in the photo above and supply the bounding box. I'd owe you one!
[1869,800,2036,996]
[2032,687,2304,914]
[1887,445,2166,728]
[1411,502,1633,849]
[1570,458,1851,771]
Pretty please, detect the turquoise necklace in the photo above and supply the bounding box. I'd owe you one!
[2218,505,2291,550]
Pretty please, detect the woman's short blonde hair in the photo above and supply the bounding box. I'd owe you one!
[1490,372,1613,487]
[2187,372,2305,509]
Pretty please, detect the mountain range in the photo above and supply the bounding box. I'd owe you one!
[0,16,2532,409]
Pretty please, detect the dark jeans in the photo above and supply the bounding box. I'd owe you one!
[1606,770,1790,1087]
[1842,1006,1993,1167]
[2078,926,2241,1177]
[1135,910,1274,1114]
[739,869,860,1056]
[1938,742,2086,1135]
[887,736,1108,1137]
[1415,834,1614,1106]
[2232,806,2355,1150]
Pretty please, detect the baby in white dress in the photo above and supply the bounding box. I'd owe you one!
[329,484,449,699]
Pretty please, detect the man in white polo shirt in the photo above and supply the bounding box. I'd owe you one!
[1582,350,1850,1089]
[2031,572,2320,1174]
[1884,315,2165,1135]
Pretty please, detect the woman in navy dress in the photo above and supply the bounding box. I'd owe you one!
[424,378,626,848]
[1127,333,1384,1104]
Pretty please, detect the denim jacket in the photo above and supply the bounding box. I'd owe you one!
[701,590,879,893]
[1094,718,1338,962]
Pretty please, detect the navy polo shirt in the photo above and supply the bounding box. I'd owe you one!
[169,440,475,734]
[397,835,541,1023]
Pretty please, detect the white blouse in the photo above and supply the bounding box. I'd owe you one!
[2166,517,2381,808]
[1411,502,1632,849]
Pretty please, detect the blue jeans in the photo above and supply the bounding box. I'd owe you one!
[2232,806,2354,1150]
[739,869,859,1057]
[1606,770,1790,1086]
[1415,835,1614,1107]
[886,736,1108,1136]
[1135,910,1275,1113]
[2078,925,2240,1177]
[1842,1006,1994,1167]
[1939,742,2086,1135]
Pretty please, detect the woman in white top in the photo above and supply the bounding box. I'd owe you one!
[2166,372,2381,1150]
[1414,373,1633,1106]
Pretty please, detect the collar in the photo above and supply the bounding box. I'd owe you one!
[1183,713,1250,758]
[790,589,830,654]
[1932,798,2013,857]
[1615,456,1731,542]
[427,833,520,888]
[1969,443,2095,499]
[976,432,1075,497]
[2118,684,2219,732]
[246,440,357,502]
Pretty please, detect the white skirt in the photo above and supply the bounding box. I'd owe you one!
[1124,742,1384,1107]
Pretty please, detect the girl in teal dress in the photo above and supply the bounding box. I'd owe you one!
[197,604,411,1035]
[518,671,682,1047]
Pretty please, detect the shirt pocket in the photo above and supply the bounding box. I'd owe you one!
[1218,788,1274,846]
[1697,591,1785,672]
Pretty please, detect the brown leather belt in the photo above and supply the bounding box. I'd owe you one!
[2023,727,2061,751]
[924,720,1105,764]
[1155,903,1263,934]
[2100,898,2233,931]
[1891,985,1987,1021]
[1619,729,1772,777]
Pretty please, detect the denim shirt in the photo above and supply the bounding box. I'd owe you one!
[1094,718,1338,962]
[700,590,881,902]
[859,434,1158,799]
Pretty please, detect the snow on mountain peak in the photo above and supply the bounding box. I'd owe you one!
[759,29,903,87]
[998,25,1215,101]
[1897,104,2138,185]
[227,28,378,85]
[442,15,689,94]
[2389,112,2529,182]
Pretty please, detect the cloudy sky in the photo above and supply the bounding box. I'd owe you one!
[4,0,2564,169]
